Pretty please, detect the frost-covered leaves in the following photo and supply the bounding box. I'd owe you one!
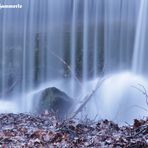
[0,113,147,147]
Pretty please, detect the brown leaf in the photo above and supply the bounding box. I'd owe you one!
[30,130,46,139]
[133,119,142,128]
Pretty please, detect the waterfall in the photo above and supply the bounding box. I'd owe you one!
[132,0,148,75]
[0,0,147,123]
[70,0,77,96]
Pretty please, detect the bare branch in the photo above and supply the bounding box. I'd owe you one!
[132,84,148,106]
[70,77,106,119]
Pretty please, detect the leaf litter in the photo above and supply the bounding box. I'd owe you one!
[0,113,147,147]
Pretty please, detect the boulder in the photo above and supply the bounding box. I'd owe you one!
[37,87,73,119]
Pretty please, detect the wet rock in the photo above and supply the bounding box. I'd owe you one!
[37,87,73,119]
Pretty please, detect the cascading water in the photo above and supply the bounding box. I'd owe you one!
[132,0,148,74]
[0,0,148,123]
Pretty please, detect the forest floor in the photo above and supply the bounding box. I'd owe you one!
[0,113,147,147]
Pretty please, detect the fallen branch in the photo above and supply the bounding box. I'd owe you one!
[70,77,106,119]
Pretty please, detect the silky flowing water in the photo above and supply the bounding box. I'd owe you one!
[0,0,148,123]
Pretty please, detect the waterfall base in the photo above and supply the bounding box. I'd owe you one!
[0,71,148,124]
[86,72,148,124]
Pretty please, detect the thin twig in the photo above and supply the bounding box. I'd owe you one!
[6,80,18,93]
[132,84,148,106]
[125,122,131,126]
[0,80,18,97]
[129,105,148,112]
[49,50,82,88]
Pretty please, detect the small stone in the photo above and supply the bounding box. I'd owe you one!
[43,134,50,142]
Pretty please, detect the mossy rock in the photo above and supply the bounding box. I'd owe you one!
[38,87,73,118]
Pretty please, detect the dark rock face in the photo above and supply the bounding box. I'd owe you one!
[38,87,73,119]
